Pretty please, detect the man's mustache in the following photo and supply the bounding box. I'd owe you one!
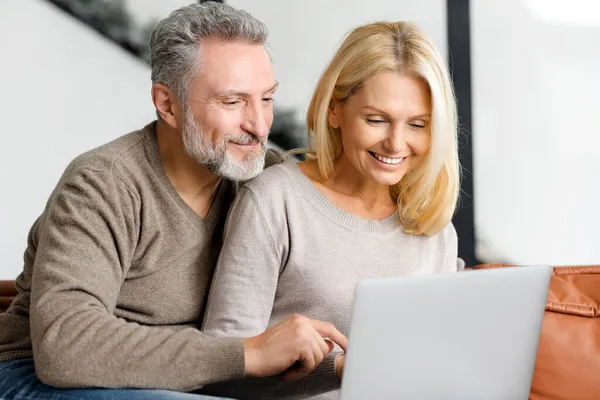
[226,133,266,146]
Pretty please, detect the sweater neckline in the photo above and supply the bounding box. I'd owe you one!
[280,158,403,233]
[142,121,227,232]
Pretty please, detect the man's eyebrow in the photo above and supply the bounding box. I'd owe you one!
[264,81,279,94]
[215,82,279,98]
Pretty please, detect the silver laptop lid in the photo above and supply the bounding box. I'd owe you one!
[340,265,552,400]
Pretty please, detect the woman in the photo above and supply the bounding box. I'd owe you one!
[201,21,464,399]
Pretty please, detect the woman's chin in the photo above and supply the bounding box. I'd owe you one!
[366,171,406,187]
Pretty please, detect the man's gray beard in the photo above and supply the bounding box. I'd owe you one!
[181,110,266,181]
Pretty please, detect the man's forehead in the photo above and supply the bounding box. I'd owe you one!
[212,81,279,97]
[191,41,275,97]
[199,40,272,72]
[193,68,277,96]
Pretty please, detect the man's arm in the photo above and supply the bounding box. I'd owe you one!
[29,167,246,390]
[29,166,345,391]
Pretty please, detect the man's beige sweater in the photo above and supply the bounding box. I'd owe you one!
[0,122,337,396]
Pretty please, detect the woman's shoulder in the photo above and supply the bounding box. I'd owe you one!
[410,221,458,256]
[429,221,462,269]
[240,155,300,199]
[425,221,458,247]
[438,221,458,240]
[230,156,304,234]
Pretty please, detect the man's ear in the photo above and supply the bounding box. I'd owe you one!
[152,83,181,130]
[328,100,341,129]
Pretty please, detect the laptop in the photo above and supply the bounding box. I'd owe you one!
[340,265,552,400]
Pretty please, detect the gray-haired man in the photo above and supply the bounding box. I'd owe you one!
[0,3,346,399]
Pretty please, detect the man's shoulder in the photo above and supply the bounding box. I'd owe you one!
[70,124,151,171]
[62,123,155,186]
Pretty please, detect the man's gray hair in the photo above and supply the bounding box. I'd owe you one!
[149,2,268,105]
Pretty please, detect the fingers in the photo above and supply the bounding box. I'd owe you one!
[255,314,346,381]
[290,339,318,380]
[324,338,335,353]
[335,354,345,381]
[283,318,331,381]
[310,320,349,352]
[291,316,344,355]
[284,334,326,380]
[284,327,341,381]
[283,364,303,381]
[312,328,328,365]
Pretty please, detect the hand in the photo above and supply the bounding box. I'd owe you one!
[243,314,348,381]
[335,354,345,381]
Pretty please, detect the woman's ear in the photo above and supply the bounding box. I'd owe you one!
[328,100,341,129]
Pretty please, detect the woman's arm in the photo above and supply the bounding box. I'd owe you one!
[201,186,344,399]
[202,186,284,337]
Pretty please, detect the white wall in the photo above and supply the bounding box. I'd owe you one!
[0,0,155,279]
[234,0,600,266]
[229,0,447,122]
[125,0,191,25]
[8,0,593,277]
[472,0,600,264]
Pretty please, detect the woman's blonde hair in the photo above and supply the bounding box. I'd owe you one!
[304,21,460,236]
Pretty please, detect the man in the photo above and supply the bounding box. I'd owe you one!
[0,3,346,399]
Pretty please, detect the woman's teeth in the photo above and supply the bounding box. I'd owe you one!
[371,152,405,165]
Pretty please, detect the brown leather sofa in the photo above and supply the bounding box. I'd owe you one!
[0,280,17,313]
[2,268,598,400]
[474,264,600,400]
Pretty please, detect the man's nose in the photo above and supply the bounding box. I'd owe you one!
[242,102,271,139]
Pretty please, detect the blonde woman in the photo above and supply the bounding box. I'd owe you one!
[200,21,464,399]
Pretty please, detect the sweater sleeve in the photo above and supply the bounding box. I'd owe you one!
[201,186,342,399]
[445,223,464,271]
[30,167,245,391]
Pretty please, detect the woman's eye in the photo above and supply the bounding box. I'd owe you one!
[409,120,427,129]
[366,119,386,124]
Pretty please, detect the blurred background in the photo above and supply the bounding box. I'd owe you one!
[1,0,598,279]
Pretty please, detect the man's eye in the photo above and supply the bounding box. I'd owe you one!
[224,100,241,105]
